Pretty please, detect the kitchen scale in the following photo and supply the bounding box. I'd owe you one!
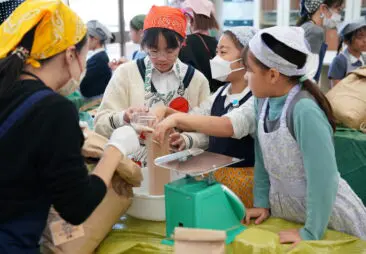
[154,148,247,246]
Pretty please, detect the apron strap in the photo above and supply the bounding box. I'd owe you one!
[182,65,195,89]
[0,89,54,139]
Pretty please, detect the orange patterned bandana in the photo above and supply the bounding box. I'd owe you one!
[143,5,187,38]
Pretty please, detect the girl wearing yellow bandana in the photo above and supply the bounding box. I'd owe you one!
[0,1,140,252]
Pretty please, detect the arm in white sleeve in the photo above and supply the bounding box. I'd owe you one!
[180,86,221,149]
[181,132,209,150]
[94,65,130,138]
[224,96,256,139]
[189,87,221,116]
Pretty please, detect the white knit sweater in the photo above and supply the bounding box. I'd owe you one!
[95,59,210,138]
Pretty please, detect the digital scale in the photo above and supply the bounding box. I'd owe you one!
[154,148,247,245]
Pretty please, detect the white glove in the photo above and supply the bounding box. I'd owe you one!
[106,126,140,155]
[79,121,89,139]
[79,121,89,129]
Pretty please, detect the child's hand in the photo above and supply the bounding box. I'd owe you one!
[109,57,129,71]
[244,208,270,225]
[151,106,167,122]
[169,132,186,152]
[279,229,301,245]
[153,116,178,144]
[124,107,149,124]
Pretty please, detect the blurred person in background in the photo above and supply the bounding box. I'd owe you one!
[80,20,113,98]
[179,0,222,92]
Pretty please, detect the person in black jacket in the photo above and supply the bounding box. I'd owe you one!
[80,20,113,98]
[179,0,223,92]
[0,1,140,253]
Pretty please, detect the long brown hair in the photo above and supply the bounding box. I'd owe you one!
[192,13,219,31]
[242,33,336,132]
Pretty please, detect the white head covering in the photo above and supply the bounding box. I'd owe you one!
[87,20,113,42]
[227,26,258,49]
[249,26,310,76]
[338,18,366,38]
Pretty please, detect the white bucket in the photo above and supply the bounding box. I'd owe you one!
[126,167,166,221]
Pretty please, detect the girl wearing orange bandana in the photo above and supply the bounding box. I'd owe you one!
[95,5,210,166]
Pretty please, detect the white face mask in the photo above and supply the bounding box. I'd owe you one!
[58,69,86,96]
[210,56,245,82]
[323,9,342,29]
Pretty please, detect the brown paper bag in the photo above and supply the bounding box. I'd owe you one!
[146,133,171,195]
[41,175,132,254]
[82,129,143,187]
[326,67,366,129]
[174,228,226,254]
[41,128,141,253]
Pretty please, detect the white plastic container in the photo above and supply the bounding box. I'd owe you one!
[126,167,166,221]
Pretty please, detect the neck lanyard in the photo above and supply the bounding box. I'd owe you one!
[144,58,185,101]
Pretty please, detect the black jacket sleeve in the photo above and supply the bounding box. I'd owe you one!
[80,52,112,98]
[39,99,107,225]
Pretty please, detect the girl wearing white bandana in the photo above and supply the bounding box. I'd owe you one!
[297,0,344,83]
[152,27,257,207]
[244,26,366,243]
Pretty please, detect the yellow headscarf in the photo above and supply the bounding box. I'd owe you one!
[0,0,87,68]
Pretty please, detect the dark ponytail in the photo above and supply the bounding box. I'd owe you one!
[296,0,312,26]
[337,32,355,55]
[0,27,36,97]
[0,55,25,96]
[300,79,336,132]
[296,15,311,26]
[337,38,343,55]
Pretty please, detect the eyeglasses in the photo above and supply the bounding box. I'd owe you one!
[147,49,178,60]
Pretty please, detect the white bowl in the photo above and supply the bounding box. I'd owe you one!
[126,167,166,221]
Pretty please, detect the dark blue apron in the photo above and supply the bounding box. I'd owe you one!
[208,85,254,167]
[314,42,328,83]
[0,88,53,253]
[0,201,51,254]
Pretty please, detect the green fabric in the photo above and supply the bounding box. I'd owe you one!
[293,99,339,240]
[66,91,101,113]
[265,94,287,120]
[66,91,86,110]
[79,111,94,129]
[130,14,146,31]
[254,96,339,240]
[334,127,366,206]
[65,91,95,129]
[97,216,172,254]
[96,215,366,254]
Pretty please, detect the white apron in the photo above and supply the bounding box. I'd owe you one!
[257,85,366,239]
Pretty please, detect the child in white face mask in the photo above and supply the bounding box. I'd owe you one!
[297,0,345,82]
[151,27,257,207]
